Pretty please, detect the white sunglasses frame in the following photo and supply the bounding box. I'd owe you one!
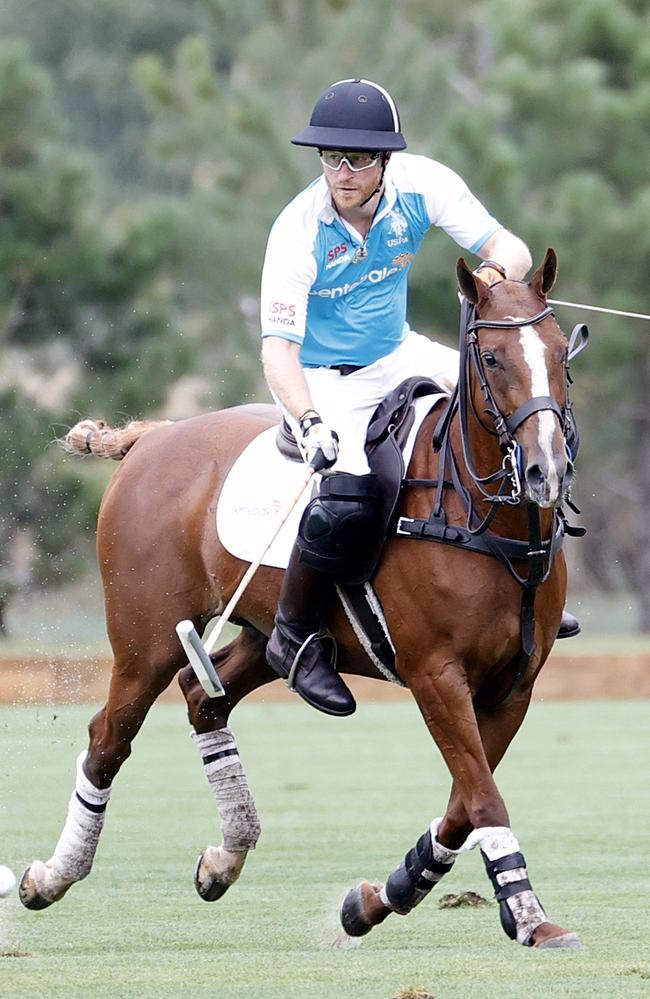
[318,150,382,172]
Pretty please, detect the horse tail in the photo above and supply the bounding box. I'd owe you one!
[63,418,172,460]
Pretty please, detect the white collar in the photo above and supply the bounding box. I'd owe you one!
[316,168,397,227]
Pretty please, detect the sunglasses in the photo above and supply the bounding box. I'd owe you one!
[319,150,381,172]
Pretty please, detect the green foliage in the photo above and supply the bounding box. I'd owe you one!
[0,40,197,594]
[1,0,650,620]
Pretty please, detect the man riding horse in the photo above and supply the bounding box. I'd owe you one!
[261,78,578,718]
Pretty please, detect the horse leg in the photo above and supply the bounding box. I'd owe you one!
[20,650,181,910]
[179,625,274,902]
[437,695,581,949]
[341,662,505,936]
[342,675,580,947]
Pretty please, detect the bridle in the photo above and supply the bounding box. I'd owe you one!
[434,298,587,517]
[463,303,560,511]
[466,304,562,445]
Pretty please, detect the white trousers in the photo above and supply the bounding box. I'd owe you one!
[282,332,459,474]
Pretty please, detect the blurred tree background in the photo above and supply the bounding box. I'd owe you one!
[1,0,649,630]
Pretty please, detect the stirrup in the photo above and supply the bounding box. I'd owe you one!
[286,631,337,690]
[267,623,355,716]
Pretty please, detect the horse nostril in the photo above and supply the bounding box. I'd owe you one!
[525,463,545,489]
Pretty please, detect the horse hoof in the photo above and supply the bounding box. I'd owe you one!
[535,932,582,950]
[341,885,373,936]
[340,881,390,937]
[194,845,247,902]
[19,868,53,910]
[19,862,71,911]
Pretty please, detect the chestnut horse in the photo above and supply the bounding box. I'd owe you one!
[21,251,584,949]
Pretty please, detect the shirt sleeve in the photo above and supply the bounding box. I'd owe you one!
[260,203,318,345]
[415,157,503,254]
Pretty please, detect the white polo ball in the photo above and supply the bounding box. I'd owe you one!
[0,865,16,898]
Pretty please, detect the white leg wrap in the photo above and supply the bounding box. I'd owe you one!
[464,825,520,857]
[192,728,261,852]
[48,751,112,883]
[465,826,546,945]
[429,817,469,861]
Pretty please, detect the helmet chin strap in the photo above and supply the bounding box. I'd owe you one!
[359,152,389,207]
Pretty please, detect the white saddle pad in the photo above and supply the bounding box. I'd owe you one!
[216,393,446,569]
[216,427,312,568]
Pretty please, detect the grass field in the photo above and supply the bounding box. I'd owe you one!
[0,700,649,998]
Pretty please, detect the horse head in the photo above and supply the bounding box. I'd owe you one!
[456,248,573,509]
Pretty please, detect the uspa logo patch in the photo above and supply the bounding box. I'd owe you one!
[386,209,409,247]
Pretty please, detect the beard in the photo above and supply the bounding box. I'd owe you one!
[325,168,382,212]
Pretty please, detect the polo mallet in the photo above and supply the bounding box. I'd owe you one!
[176,448,328,697]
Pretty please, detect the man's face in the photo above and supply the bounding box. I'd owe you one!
[320,150,385,210]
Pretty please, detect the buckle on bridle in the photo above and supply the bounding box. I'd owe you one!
[491,442,522,505]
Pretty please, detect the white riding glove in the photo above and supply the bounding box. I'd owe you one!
[298,410,339,470]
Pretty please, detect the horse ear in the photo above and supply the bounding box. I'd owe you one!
[530,247,558,297]
[456,258,480,304]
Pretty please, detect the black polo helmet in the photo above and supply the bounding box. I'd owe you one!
[291,78,407,152]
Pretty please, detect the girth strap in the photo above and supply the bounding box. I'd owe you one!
[396,511,565,566]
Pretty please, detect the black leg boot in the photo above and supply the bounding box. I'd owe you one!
[557,609,580,638]
[266,546,356,717]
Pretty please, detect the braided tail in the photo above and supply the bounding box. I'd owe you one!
[62,418,171,460]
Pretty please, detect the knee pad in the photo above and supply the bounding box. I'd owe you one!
[297,472,379,584]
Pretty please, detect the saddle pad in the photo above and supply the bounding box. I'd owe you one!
[216,393,445,568]
[216,427,309,567]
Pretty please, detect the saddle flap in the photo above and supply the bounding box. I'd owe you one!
[366,376,444,448]
[363,377,448,580]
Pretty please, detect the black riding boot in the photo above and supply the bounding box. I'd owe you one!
[557,609,580,639]
[266,546,356,717]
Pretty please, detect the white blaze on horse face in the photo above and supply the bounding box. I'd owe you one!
[518,324,560,498]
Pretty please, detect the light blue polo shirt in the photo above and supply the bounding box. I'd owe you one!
[260,153,502,368]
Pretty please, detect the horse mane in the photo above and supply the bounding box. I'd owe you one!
[62,418,172,460]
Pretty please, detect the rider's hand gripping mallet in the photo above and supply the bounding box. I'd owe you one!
[176,450,328,697]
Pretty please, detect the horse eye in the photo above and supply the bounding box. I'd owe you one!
[481,351,498,367]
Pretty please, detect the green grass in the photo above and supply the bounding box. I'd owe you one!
[0,701,649,997]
